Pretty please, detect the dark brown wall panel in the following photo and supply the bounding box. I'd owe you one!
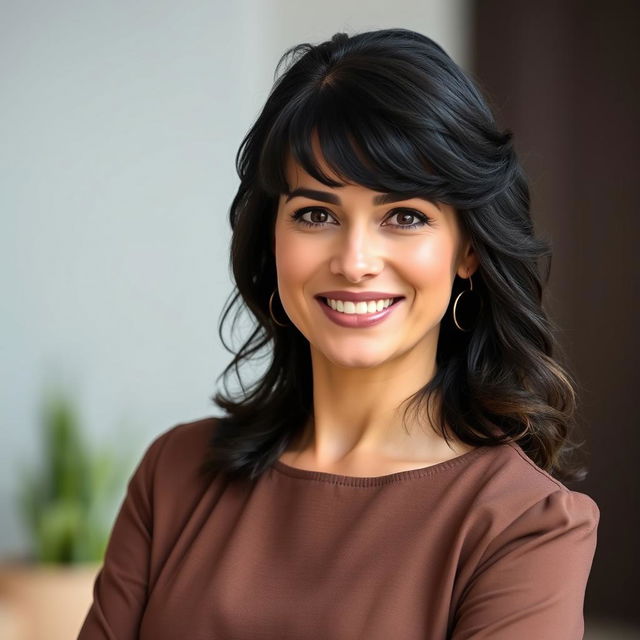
[472,0,640,626]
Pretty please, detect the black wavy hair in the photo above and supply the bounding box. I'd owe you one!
[201,28,587,483]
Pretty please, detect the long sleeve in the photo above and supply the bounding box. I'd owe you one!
[77,431,170,640]
[450,489,599,640]
[71,417,601,639]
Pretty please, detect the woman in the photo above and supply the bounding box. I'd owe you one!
[79,28,599,639]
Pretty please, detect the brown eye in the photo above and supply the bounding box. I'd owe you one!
[290,207,335,228]
[307,209,329,223]
[386,209,431,230]
[397,211,416,225]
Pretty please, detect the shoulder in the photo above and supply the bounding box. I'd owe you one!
[484,441,598,510]
[146,416,219,459]
[131,416,220,491]
[451,444,600,638]
[463,441,600,552]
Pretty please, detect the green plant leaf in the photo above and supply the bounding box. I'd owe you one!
[16,387,132,564]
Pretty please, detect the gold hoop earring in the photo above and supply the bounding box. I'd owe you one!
[452,273,480,332]
[268,290,289,328]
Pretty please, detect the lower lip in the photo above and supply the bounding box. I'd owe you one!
[315,298,404,328]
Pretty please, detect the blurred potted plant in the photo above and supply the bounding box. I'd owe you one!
[0,388,131,640]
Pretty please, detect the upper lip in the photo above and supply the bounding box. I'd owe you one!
[315,291,405,302]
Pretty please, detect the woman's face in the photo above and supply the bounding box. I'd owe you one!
[273,142,476,370]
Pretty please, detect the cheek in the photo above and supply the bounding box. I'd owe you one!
[273,227,319,309]
[404,240,456,288]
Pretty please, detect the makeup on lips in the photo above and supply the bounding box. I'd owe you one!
[314,291,405,328]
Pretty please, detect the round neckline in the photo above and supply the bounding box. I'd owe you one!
[270,445,489,487]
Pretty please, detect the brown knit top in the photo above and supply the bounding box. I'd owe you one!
[78,417,599,639]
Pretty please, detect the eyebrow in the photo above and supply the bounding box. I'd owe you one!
[284,187,440,209]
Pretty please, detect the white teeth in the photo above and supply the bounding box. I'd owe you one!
[325,298,395,314]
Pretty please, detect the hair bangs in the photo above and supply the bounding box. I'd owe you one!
[258,83,448,203]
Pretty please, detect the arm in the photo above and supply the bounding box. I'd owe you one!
[78,431,171,640]
[450,489,599,640]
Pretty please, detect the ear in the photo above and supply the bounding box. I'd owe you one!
[456,239,479,279]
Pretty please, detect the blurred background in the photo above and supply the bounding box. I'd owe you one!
[1,0,637,638]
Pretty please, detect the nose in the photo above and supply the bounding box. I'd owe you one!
[329,223,384,282]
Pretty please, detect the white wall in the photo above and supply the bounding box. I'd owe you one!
[265,0,471,73]
[0,0,471,556]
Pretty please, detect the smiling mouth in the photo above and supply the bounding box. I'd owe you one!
[320,297,404,314]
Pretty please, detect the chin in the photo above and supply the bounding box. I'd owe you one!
[322,348,393,370]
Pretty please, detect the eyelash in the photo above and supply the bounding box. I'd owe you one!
[289,207,432,231]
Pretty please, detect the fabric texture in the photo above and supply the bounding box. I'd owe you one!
[78,417,599,639]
